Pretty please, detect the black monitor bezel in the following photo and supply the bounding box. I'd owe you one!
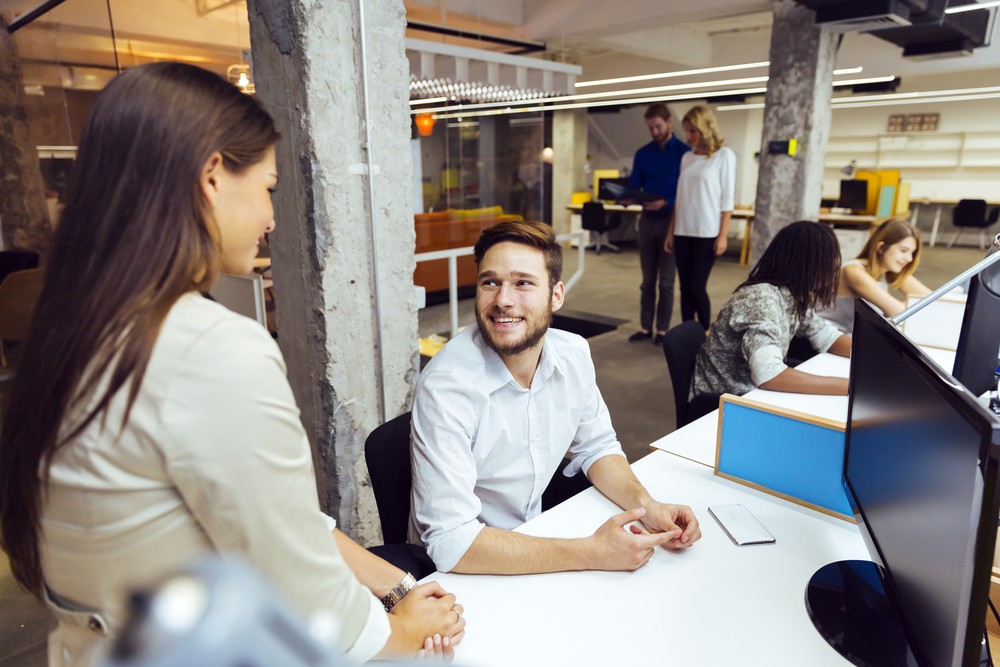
[845,300,1000,667]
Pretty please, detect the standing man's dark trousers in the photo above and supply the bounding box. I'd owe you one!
[637,213,675,334]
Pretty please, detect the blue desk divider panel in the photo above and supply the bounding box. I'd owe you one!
[714,395,853,522]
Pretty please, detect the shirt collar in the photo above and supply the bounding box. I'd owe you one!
[471,327,563,393]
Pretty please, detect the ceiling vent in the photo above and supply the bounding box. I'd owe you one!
[794,0,930,33]
[870,1,992,60]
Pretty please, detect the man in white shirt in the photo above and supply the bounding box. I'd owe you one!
[409,219,701,574]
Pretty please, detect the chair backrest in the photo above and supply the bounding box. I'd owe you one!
[0,268,46,344]
[364,411,413,544]
[580,202,607,231]
[662,321,709,428]
[953,199,988,228]
[0,251,39,287]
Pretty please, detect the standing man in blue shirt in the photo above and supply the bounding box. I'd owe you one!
[627,103,690,345]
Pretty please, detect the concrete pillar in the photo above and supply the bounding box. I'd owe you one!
[245,0,418,544]
[0,18,52,255]
[752,0,838,262]
[551,109,587,235]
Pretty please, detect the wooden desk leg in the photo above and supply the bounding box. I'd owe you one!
[740,218,752,265]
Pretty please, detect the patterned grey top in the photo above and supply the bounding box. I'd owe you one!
[690,283,843,398]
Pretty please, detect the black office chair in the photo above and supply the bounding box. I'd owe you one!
[662,321,722,429]
[0,250,39,287]
[364,411,435,578]
[948,199,1000,250]
[581,201,620,255]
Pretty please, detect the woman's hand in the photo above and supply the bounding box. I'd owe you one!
[391,581,466,657]
[664,231,674,253]
[714,234,727,256]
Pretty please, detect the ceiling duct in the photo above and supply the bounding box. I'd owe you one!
[870,0,994,59]
[793,0,935,33]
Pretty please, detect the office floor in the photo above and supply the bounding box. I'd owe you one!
[0,237,987,665]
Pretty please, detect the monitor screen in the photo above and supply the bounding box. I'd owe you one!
[839,179,868,212]
[953,250,1000,397]
[597,177,629,202]
[844,300,1000,666]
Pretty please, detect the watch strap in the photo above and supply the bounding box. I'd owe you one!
[381,572,417,612]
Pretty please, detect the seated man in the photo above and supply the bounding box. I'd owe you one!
[410,219,701,574]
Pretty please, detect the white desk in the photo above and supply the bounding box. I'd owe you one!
[430,451,866,667]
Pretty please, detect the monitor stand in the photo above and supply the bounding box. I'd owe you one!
[805,560,920,667]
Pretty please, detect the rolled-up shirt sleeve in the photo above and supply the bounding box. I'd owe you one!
[565,356,626,478]
[410,370,486,572]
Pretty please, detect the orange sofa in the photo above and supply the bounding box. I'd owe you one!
[414,207,523,293]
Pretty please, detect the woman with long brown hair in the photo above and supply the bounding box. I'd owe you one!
[0,62,463,665]
[819,218,931,333]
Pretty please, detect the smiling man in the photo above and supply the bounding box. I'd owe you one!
[409,219,701,575]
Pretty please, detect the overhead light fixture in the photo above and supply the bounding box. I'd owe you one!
[575,61,770,88]
[430,86,769,120]
[414,113,436,136]
[410,97,448,106]
[831,75,897,86]
[718,84,1000,110]
[945,0,1000,13]
[575,62,864,88]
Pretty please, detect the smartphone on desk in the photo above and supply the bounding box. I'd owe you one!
[708,504,775,546]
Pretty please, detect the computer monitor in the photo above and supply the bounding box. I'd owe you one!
[806,300,1000,667]
[838,179,868,213]
[597,177,629,202]
[953,248,1000,397]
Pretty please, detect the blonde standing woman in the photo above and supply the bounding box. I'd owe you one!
[665,105,737,330]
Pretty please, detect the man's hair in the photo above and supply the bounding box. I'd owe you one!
[644,103,672,122]
[740,220,841,317]
[474,219,563,287]
[857,218,922,289]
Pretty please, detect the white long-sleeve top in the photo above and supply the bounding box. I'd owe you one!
[673,146,737,238]
[41,293,389,666]
[409,326,626,572]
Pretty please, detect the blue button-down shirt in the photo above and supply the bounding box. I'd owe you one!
[629,135,690,217]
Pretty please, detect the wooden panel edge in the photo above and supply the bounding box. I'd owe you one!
[720,393,846,431]
[713,470,855,523]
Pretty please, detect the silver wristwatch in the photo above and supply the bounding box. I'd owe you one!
[381,572,417,612]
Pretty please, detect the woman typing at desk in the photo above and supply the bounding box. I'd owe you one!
[690,221,852,401]
[0,63,463,665]
[819,218,931,333]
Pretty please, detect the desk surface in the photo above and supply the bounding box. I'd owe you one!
[566,203,644,213]
[430,450,866,667]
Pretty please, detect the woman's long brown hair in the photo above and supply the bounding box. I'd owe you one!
[0,62,279,597]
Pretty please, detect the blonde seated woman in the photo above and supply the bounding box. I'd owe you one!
[820,219,931,332]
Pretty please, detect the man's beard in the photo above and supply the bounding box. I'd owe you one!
[476,305,553,357]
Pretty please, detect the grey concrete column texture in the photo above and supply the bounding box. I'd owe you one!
[752,0,839,263]
[0,18,52,255]
[552,109,588,235]
[245,0,418,544]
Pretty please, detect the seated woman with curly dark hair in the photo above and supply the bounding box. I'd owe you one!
[691,220,852,400]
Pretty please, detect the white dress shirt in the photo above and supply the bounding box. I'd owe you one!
[674,146,737,238]
[409,326,626,572]
[41,293,389,666]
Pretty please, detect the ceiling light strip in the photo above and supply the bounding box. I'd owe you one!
[410,96,448,105]
[575,62,863,89]
[433,87,769,120]
[413,75,769,115]
[945,0,1000,13]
